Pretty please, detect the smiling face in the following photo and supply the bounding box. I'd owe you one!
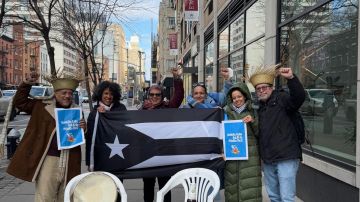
[54,89,73,107]
[192,86,207,103]
[231,90,246,108]
[148,88,162,105]
[255,83,273,102]
[101,88,114,106]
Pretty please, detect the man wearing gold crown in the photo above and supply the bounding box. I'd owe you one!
[7,71,86,202]
[249,66,305,202]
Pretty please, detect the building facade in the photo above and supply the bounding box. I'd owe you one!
[166,0,359,201]
[158,0,177,81]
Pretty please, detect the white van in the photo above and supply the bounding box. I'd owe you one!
[29,86,54,99]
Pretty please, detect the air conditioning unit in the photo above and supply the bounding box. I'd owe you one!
[169,24,175,29]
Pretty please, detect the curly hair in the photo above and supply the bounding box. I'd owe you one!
[92,81,122,103]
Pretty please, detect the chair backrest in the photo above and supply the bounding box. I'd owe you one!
[64,172,127,202]
[156,168,220,202]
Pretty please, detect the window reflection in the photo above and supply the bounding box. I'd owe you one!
[246,0,265,42]
[218,27,229,58]
[205,41,216,92]
[230,15,244,52]
[280,0,358,165]
[230,49,244,82]
[281,0,322,22]
[245,38,265,76]
[218,57,229,91]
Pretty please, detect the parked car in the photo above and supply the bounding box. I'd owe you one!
[0,89,17,121]
[29,86,54,99]
[300,89,339,116]
[2,90,17,97]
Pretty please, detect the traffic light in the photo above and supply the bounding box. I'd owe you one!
[125,70,128,77]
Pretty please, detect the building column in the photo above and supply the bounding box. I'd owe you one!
[213,1,218,85]
[198,0,205,82]
[264,0,278,65]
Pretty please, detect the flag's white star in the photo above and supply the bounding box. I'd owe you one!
[105,135,129,159]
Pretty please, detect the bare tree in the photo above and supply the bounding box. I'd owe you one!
[56,0,137,109]
[0,0,7,28]
[5,0,61,76]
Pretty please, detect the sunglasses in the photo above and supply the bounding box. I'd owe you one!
[192,82,206,88]
[149,93,162,97]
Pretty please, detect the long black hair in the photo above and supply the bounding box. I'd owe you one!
[92,81,122,103]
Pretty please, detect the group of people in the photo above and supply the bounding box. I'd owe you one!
[6,63,305,202]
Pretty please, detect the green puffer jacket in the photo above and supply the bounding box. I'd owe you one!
[223,83,262,202]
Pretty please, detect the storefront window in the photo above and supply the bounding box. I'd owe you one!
[230,49,244,83]
[280,1,358,166]
[245,38,265,77]
[245,0,265,43]
[218,27,229,58]
[281,0,321,22]
[205,41,216,92]
[230,14,244,52]
[218,57,229,91]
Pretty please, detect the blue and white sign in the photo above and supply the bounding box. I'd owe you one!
[55,108,85,150]
[222,120,248,160]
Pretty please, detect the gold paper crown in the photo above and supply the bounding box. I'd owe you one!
[247,64,280,87]
[42,69,83,91]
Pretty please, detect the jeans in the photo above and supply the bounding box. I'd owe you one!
[263,159,300,202]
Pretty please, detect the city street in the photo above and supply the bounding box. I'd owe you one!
[0,99,305,202]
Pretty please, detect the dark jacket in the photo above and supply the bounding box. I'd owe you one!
[142,79,184,110]
[7,82,81,183]
[85,101,127,166]
[223,83,262,202]
[258,76,305,163]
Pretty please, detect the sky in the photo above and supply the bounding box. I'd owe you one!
[114,0,161,81]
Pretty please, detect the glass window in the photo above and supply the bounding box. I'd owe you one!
[230,49,244,82]
[245,38,265,76]
[245,0,265,43]
[218,57,229,91]
[280,1,358,165]
[281,0,321,22]
[218,27,229,58]
[205,41,214,66]
[205,41,215,93]
[230,14,244,52]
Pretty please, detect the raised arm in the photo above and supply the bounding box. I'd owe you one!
[279,68,306,111]
[13,72,40,114]
[168,66,184,108]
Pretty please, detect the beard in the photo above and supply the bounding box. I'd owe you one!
[258,93,271,102]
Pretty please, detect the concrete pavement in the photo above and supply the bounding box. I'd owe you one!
[0,100,303,202]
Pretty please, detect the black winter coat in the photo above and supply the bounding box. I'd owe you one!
[258,76,305,163]
[85,101,127,166]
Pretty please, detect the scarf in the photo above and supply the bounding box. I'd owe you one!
[99,101,113,111]
[232,103,246,114]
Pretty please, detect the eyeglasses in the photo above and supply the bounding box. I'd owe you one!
[192,82,206,88]
[255,85,271,92]
[149,93,161,97]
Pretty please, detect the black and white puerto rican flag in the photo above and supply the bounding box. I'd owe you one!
[90,108,224,178]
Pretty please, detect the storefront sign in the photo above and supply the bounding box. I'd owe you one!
[169,33,178,56]
[184,0,199,21]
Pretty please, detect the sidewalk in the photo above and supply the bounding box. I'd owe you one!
[0,163,303,202]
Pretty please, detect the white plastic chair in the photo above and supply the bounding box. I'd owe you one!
[64,171,127,202]
[156,168,220,202]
